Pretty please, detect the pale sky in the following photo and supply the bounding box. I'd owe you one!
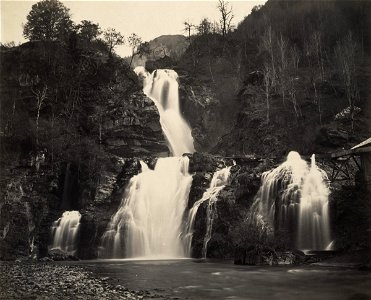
[1,0,265,57]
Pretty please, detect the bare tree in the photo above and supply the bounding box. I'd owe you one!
[31,85,48,147]
[277,34,289,105]
[306,32,326,125]
[217,0,234,37]
[262,63,272,123]
[127,33,142,68]
[335,32,359,131]
[260,25,276,87]
[183,21,194,42]
[311,31,325,81]
[288,46,301,119]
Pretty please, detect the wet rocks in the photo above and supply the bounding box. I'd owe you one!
[186,153,263,259]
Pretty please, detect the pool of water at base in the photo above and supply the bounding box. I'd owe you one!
[62,259,371,300]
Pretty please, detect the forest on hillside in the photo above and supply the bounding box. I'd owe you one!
[176,0,370,155]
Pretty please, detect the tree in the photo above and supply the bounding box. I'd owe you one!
[262,63,272,123]
[335,32,359,131]
[103,28,125,57]
[217,0,234,37]
[31,85,48,147]
[277,34,289,105]
[137,42,152,58]
[260,25,276,87]
[127,33,142,68]
[183,21,195,42]
[76,20,101,42]
[197,18,212,36]
[23,0,73,41]
[288,45,301,119]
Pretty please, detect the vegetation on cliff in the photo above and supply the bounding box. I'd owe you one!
[0,0,166,259]
[177,0,370,156]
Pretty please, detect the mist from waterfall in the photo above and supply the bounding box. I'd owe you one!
[50,211,81,254]
[100,157,192,259]
[252,151,331,250]
[184,166,231,258]
[134,67,195,156]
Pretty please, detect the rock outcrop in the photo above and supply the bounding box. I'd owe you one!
[178,74,226,152]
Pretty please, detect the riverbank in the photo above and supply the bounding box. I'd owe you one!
[1,258,370,300]
[0,261,162,300]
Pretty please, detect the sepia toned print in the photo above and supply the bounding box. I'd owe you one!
[1,0,370,299]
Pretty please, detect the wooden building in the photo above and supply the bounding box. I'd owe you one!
[351,138,371,188]
[331,137,371,187]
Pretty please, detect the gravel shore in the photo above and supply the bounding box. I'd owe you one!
[0,261,160,299]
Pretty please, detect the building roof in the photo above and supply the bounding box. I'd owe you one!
[352,137,371,150]
[331,137,371,158]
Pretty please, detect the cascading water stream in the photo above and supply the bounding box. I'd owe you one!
[298,155,331,250]
[50,211,81,254]
[184,166,231,258]
[100,157,192,258]
[251,151,332,250]
[100,67,195,259]
[135,67,195,156]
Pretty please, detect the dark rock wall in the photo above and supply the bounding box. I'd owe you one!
[99,91,168,157]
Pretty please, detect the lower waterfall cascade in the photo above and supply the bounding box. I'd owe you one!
[100,157,192,258]
[50,211,81,255]
[184,166,231,258]
[252,151,332,250]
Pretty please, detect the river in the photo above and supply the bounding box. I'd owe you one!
[62,259,371,300]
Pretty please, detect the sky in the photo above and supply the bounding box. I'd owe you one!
[1,0,265,57]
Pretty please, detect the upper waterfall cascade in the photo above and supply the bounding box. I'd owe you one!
[134,67,195,156]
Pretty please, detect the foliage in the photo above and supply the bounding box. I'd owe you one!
[103,28,125,56]
[76,20,101,42]
[179,0,370,156]
[127,33,142,67]
[230,214,290,255]
[23,0,73,41]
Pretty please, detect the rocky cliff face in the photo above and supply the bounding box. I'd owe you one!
[98,91,168,157]
[186,153,263,258]
[178,74,227,152]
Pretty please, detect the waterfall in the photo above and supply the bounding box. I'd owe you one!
[100,67,195,259]
[100,157,192,258]
[134,67,195,156]
[252,151,331,250]
[50,211,81,254]
[184,166,231,258]
[297,155,331,250]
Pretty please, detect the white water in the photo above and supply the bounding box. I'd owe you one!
[100,157,192,258]
[184,166,231,258]
[297,155,331,250]
[50,211,81,254]
[253,151,331,250]
[134,67,195,156]
[101,68,196,258]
